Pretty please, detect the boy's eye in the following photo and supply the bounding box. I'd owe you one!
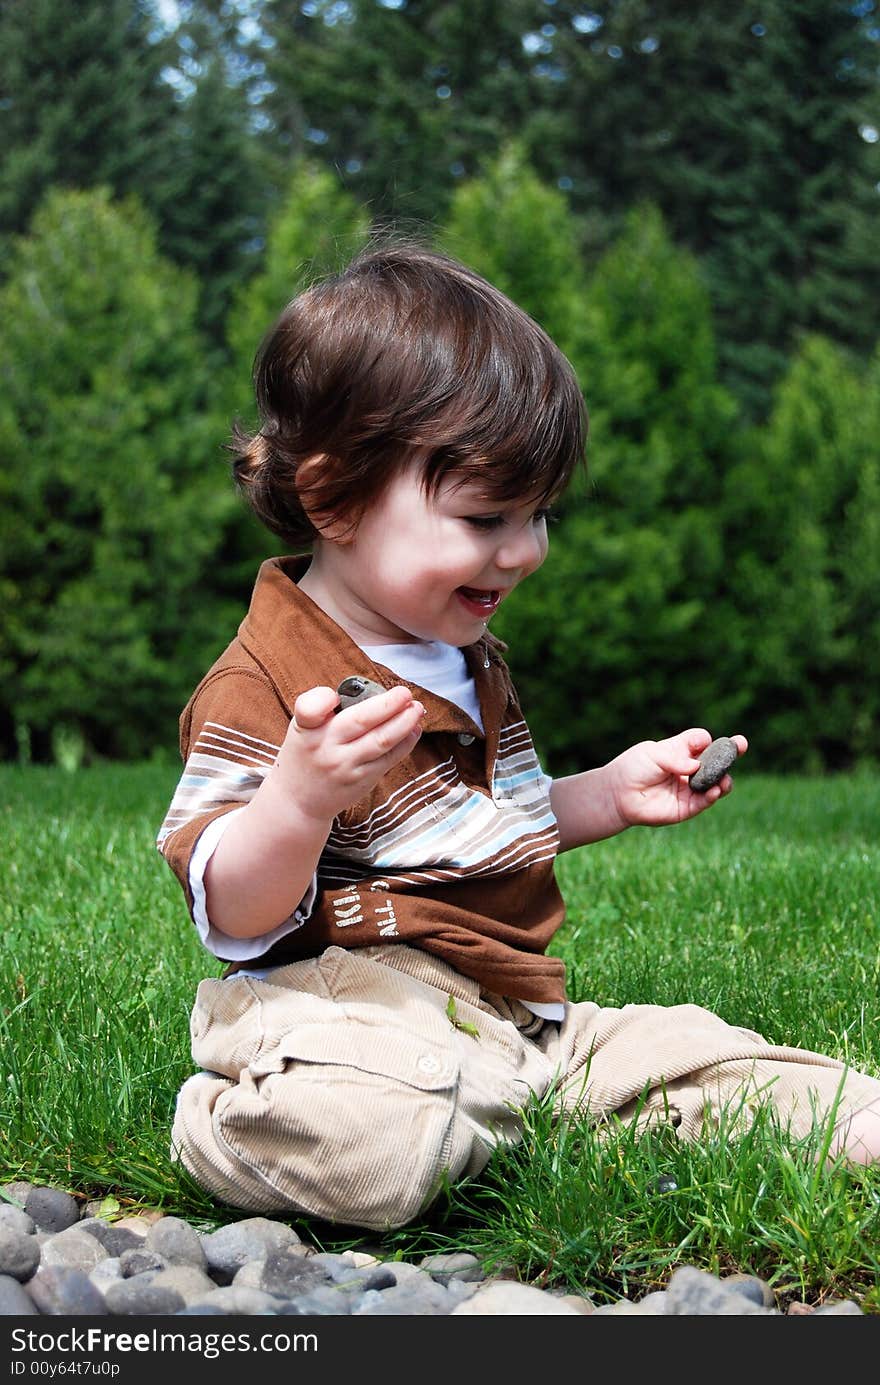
[463,508,555,531]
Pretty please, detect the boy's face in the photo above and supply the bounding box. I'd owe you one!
[310,462,551,646]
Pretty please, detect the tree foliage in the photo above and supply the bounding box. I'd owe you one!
[0,6,877,771]
[0,0,179,257]
[0,188,236,762]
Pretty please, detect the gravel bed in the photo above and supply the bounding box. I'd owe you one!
[0,1182,866,1316]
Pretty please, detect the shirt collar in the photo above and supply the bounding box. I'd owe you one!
[238,556,510,735]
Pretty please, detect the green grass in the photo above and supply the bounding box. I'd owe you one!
[2,764,879,1309]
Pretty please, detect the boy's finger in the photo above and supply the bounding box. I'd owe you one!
[362,705,427,766]
[333,685,419,741]
[292,686,342,730]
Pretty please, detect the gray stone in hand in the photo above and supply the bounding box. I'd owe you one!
[689,736,738,792]
[335,676,386,712]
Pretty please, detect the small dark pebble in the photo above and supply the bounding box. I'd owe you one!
[78,1220,143,1257]
[335,675,386,712]
[654,1176,678,1194]
[725,1275,772,1308]
[119,1248,166,1279]
[689,736,738,792]
[25,1188,80,1235]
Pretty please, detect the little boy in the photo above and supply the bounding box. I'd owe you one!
[158,243,880,1229]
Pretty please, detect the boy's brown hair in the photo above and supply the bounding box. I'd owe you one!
[231,240,588,550]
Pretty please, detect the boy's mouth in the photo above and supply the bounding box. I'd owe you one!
[456,587,502,618]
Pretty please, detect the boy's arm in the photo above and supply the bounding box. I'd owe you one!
[550,729,748,854]
[203,684,425,938]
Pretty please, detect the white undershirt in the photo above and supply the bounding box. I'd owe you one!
[189,638,563,1021]
[363,641,484,731]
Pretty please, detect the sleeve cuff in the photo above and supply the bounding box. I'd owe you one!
[188,809,317,961]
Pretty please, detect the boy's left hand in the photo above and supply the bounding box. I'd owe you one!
[608,729,748,829]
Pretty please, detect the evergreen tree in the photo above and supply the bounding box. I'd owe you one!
[160,51,268,346]
[226,159,370,414]
[548,0,880,417]
[0,188,236,762]
[724,335,878,768]
[439,142,586,367]
[157,1,277,344]
[258,0,557,226]
[0,0,179,255]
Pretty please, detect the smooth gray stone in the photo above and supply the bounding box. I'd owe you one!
[149,1266,218,1307]
[89,1258,124,1289]
[276,1286,352,1315]
[189,1285,286,1315]
[451,1281,581,1316]
[40,1226,109,1274]
[119,1247,166,1278]
[0,1226,40,1282]
[25,1187,81,1235]
[0,1205,35,1236]
[812,1299,864,1315]
[104,1277,186,1315]
[445,1278,482,1305]
[309,1254,396,1294]
[625,1291,669,1315]
[1,1183,35,1210]
[591,1298,645,1315]
[723,1274,775,1308]
[78,1220,143,1257]
[26,1266,108,1316]
[254,1248,333,1299]
[0,1274,39,1315]
[420,1251,485,1283]
[201,1217,302,1285]
[145,1216,207,1270]
[309,1251,364,1284]
[353,1277,455,1315]
[689,737,738,792]
[665,1265,772,1315]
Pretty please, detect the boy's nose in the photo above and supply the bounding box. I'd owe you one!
[496,525,546,575]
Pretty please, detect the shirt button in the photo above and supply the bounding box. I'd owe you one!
[456,732,476,746]
[416,1053,442,1075]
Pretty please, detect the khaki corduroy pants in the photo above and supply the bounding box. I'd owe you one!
[171,944,880,1231]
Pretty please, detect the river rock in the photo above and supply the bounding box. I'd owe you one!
[0,1274,39,1315]
[0,1204,35,1236]
[689,737,738,792]
[665,1265,772,1314]
[40,1226,109,1274]
[78,1220,143,1257]
[201,1216,303,1284]
[0,1226,40,1282]
[103,1277,186,1315]
[451,1281,582,1315]
[144,1216,207,1270]
[26,1266,107,1316]
[25,1187,81,1235]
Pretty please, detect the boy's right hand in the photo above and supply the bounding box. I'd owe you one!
[273,684,426,824]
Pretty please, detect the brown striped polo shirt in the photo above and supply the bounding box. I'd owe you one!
[157,556,567,1004]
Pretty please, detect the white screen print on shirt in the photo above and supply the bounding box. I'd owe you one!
[187,640,562,1020]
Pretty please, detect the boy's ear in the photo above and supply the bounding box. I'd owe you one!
[295,454,356,543]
